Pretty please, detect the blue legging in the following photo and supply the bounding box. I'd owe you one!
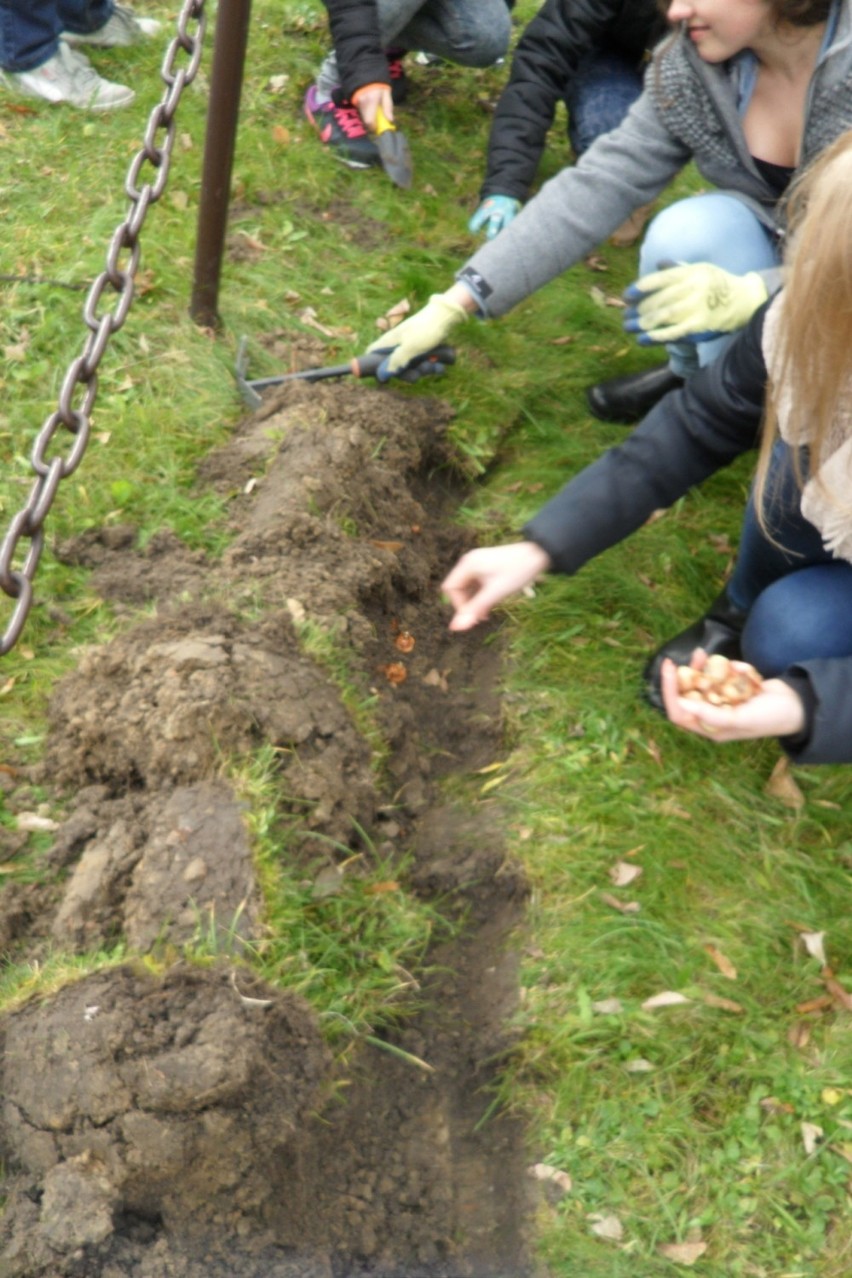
[727,443,852,676]
[638,192,780,378]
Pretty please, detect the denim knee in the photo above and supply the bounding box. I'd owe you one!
[639,193,780,277]
[740,565,852,676]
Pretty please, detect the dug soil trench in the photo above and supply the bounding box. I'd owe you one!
[0,378,540,1277]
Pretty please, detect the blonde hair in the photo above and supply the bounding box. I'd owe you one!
[755,131,852,527]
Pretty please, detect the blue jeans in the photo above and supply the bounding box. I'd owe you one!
[727,443,852,676]
[316,0,511,98]
[638,192,781,378]
[563,49,645,157]
[0,0,112,71]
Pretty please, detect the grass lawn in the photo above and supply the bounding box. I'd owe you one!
[1,0,851,1273]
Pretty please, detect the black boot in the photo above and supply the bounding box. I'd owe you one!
[586,363,684,424]
[643,588,749,712]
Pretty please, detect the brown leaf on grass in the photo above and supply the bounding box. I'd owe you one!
[794,995,833,1014]
[600,893,641,914]
[272,123,291,144]
[760,1096,795,1115]
[550,335,576,346]
[364,881,399,895]
[642,991,691,1010]
[702,993,744,1014]
[822,968,852,1011]
[787,1020,812,1049]
[585,254,609,272]
[657,798,693,820]
[643,737,663,766]
[704,944,737,980]
[658,1242,708,1265]
[592,998,624,1015]
[764,756,804,809]
[610,861,643,887]
[375,298,411,331]
[298,306,337,337]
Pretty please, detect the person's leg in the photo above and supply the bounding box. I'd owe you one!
[391,0,510,68]
[57,0,112,37]
[740,562,852,676]
[0,0,62,72]
[588,192,780,423]
[637,192,780,377]
[563,49,644,156]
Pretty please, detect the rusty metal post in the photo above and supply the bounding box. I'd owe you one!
[190,0,253,327]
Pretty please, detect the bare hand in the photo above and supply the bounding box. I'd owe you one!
[441,541,552,632]
[661,655,806,741]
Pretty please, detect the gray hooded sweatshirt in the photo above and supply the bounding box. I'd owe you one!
[457,0,852,317]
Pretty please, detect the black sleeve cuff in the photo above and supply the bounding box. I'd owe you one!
[777,669,817,755]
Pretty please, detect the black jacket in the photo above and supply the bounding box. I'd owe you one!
[322,0,393,102]
[523,306,852,764]
[481,0,667,201]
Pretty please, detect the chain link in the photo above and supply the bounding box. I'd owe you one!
[0,0,206,656]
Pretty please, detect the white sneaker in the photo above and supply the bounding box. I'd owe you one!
[1,43,135,111]
[62,5,161,48]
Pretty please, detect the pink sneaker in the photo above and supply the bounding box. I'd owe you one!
[304,85,380,169]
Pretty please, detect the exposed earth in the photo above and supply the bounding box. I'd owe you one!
[0,375,541,1277]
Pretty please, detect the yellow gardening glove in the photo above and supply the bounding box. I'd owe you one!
[623,263,769,344]
[368,293,468,380]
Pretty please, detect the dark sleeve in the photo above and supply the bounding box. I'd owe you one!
[523,304,768,572]
[322,0,389,100]
[778,662,852,764]
[481,0,665,202]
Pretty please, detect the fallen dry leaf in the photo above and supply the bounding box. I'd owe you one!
[624,1058,655,1072]
[702,993,744,1014]
[592,998,624,1015]
[550,334,576,346]
[375,298,411,331]
[760,1096,795,1115]
[642,991,691,1010]
[822,969,852,1011]
[795,995,834,1014]
[704,944,737,980]
[369,539,404,553]
[528,1164,572,1194]
[801,1121,823,1155]
[363,881,399,895]
[15,812,59,833]
[588,1213,623,1242]
[801,931,827,964]
[764,756,804,810]
[421,668,449,693]
[787,1020,812,1049]
[610,860,643,887]
[658,1241,708,1266]
[600,893,641,914]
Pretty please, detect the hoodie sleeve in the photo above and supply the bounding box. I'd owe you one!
[522,305,768,573]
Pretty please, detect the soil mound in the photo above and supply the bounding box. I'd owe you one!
[0,380,536,1276]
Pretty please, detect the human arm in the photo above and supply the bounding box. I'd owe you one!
[480,0,666,203]
[441,542,552,631]
[321,0,390,105]
[456,87,691,316]
[523,304,768,572]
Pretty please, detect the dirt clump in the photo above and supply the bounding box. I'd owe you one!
[0,379,537,1277]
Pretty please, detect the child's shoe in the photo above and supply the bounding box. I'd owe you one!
[303,84,380,169]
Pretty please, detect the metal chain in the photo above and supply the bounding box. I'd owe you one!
[0,0,206,656]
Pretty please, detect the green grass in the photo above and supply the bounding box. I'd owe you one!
[1,1,851,1272]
